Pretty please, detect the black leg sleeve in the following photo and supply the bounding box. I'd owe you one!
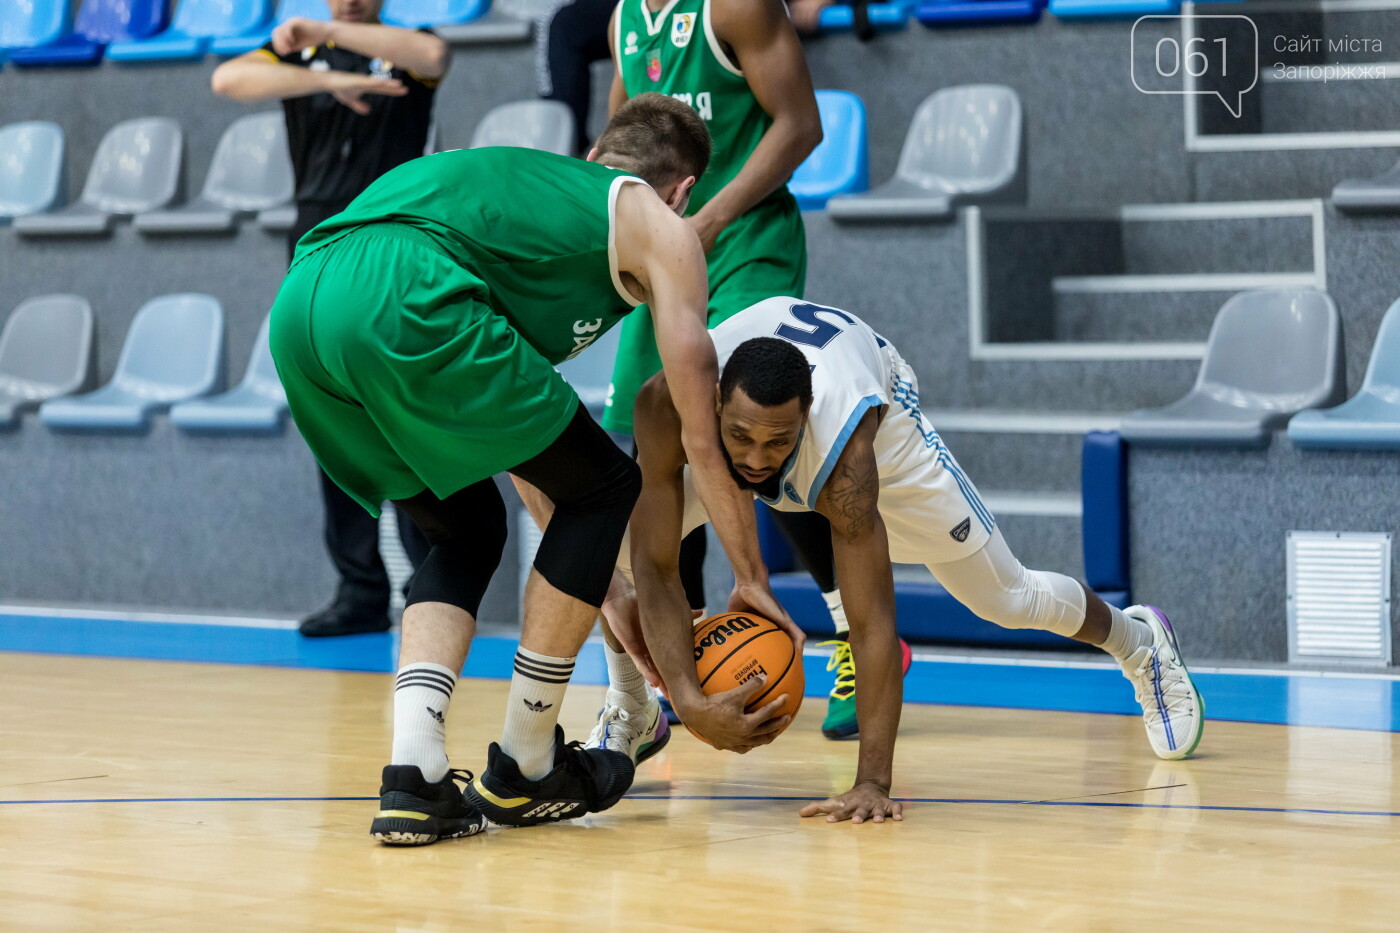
[768,507,838,594]
[393,480,509,618]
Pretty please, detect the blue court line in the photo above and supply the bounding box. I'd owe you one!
[2,612,1399,733]
[2,794,1396,818]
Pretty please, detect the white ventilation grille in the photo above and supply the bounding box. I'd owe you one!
[1287,532,1392,665]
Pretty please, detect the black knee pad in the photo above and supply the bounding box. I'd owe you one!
[397,481,508,617]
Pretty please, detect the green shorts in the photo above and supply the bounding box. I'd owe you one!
[600,190,806,433]
[268,223,579,515]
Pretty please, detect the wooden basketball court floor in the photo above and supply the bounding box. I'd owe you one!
[2,613,1399,931]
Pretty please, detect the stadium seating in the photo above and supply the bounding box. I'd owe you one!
[6,0,169,66]
[1332,157,1400,214]
[14,118,183,237]
[0,122,65,222]
[0,296,96,428]
[470,100,575,155]
[171,315,287,431]
[1288,297,1400,450]
[1121,289,1346,448]
[0,0,71,58]
[917,0,1046,27]
[39,294,225,430]
[107,0,274,62]
[136,113,294,235]
[382,0,490,29]
[258,205,298,231]
[209,0,326,56]
[765,431,1129,648]
[789,90,869,211]
[817,1,914,35]
[1047,0,1180,19]
[828,84,1024,221]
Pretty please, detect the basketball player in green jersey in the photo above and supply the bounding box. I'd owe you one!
[270,95,798,845]
[602,0,877,743]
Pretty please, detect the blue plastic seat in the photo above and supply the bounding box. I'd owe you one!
[789,90,868,211]
[0,0,70,55]
[7,0,168,66]
[14,117,183,236]
[1122,289,1346,448]
[918,0,1046,27]
[383,0,489,28]
[817,0,913,34]
[1288,297,1400,450]
[0,122,64,222]
[0,295,96,427]
[39,294,225,430]
[765,432,1130,648]
[1048,0,1179,19]
[107,0,274,62]
[209,0,327,56]
[171,314,286,431]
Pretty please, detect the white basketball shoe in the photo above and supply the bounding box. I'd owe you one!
[1120,605,1205,760]
[585,687,671,765]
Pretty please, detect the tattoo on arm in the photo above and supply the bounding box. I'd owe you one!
[824,454,878,540]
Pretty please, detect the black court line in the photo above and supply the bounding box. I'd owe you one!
[1,795,1396,817]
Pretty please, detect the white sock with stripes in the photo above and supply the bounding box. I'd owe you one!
[501,647,574,781]
[823,589,849,638]
[391,662,456,783]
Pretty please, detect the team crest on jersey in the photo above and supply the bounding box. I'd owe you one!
[624,30,639,54]
[671,12,695,48]
[369,57,395,79]
[647,55,662,81]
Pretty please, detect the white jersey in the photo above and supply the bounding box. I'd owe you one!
[654,297,995,569]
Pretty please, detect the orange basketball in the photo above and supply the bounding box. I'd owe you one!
[687,612,804,748]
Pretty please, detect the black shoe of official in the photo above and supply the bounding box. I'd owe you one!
[466,726,635,827]
[370,765,487,846]
[298,600,391,637]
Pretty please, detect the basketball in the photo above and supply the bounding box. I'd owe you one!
[687,612,804,747]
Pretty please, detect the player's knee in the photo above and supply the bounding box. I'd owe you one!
[961,585,1040,630]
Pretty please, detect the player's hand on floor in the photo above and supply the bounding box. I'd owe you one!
[800,782,904,824]
[728,582,806,657]
[681,676,791,753]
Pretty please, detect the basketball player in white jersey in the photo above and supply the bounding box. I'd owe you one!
[592,296,1205,823]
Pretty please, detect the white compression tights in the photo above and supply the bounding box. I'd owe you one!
[927,529,1088,638]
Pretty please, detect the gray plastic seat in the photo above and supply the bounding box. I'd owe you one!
[828,84,1024,222]
[258,204,297,231]
[0,122,65,223]
[1288,296,1400,449]
[0,295,96,428]
[39,294,225,430]
[13,117,183,237]
[1121,289,1345,449]
[470,100,575,155]
[1332,157,1400,214]
[438,8,533,43]
[136,113,293,235]
[171,314,286,431]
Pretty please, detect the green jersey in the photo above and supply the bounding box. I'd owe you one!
[296,147,644,365]
[614,0,780,211]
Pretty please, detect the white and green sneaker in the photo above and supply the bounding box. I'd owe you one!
[1121,605,1205,760]
[585,688,671,765]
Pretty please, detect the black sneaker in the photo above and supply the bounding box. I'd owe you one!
[299,601,391,637]
[370,765,487,846]
[465,725,635,827]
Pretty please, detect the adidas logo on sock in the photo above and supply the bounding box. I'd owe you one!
[523,699,553,713]
[426,706,445,725]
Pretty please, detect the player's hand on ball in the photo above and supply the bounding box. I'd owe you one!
[680,675,791,753]
[800,782,904,825]
[272,17,331,55]
[728,582,806,656]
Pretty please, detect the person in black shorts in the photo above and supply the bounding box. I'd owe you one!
[212,0,450,636]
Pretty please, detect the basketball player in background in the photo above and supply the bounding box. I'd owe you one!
[602,0,893,744]
[600,297,1206,823]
